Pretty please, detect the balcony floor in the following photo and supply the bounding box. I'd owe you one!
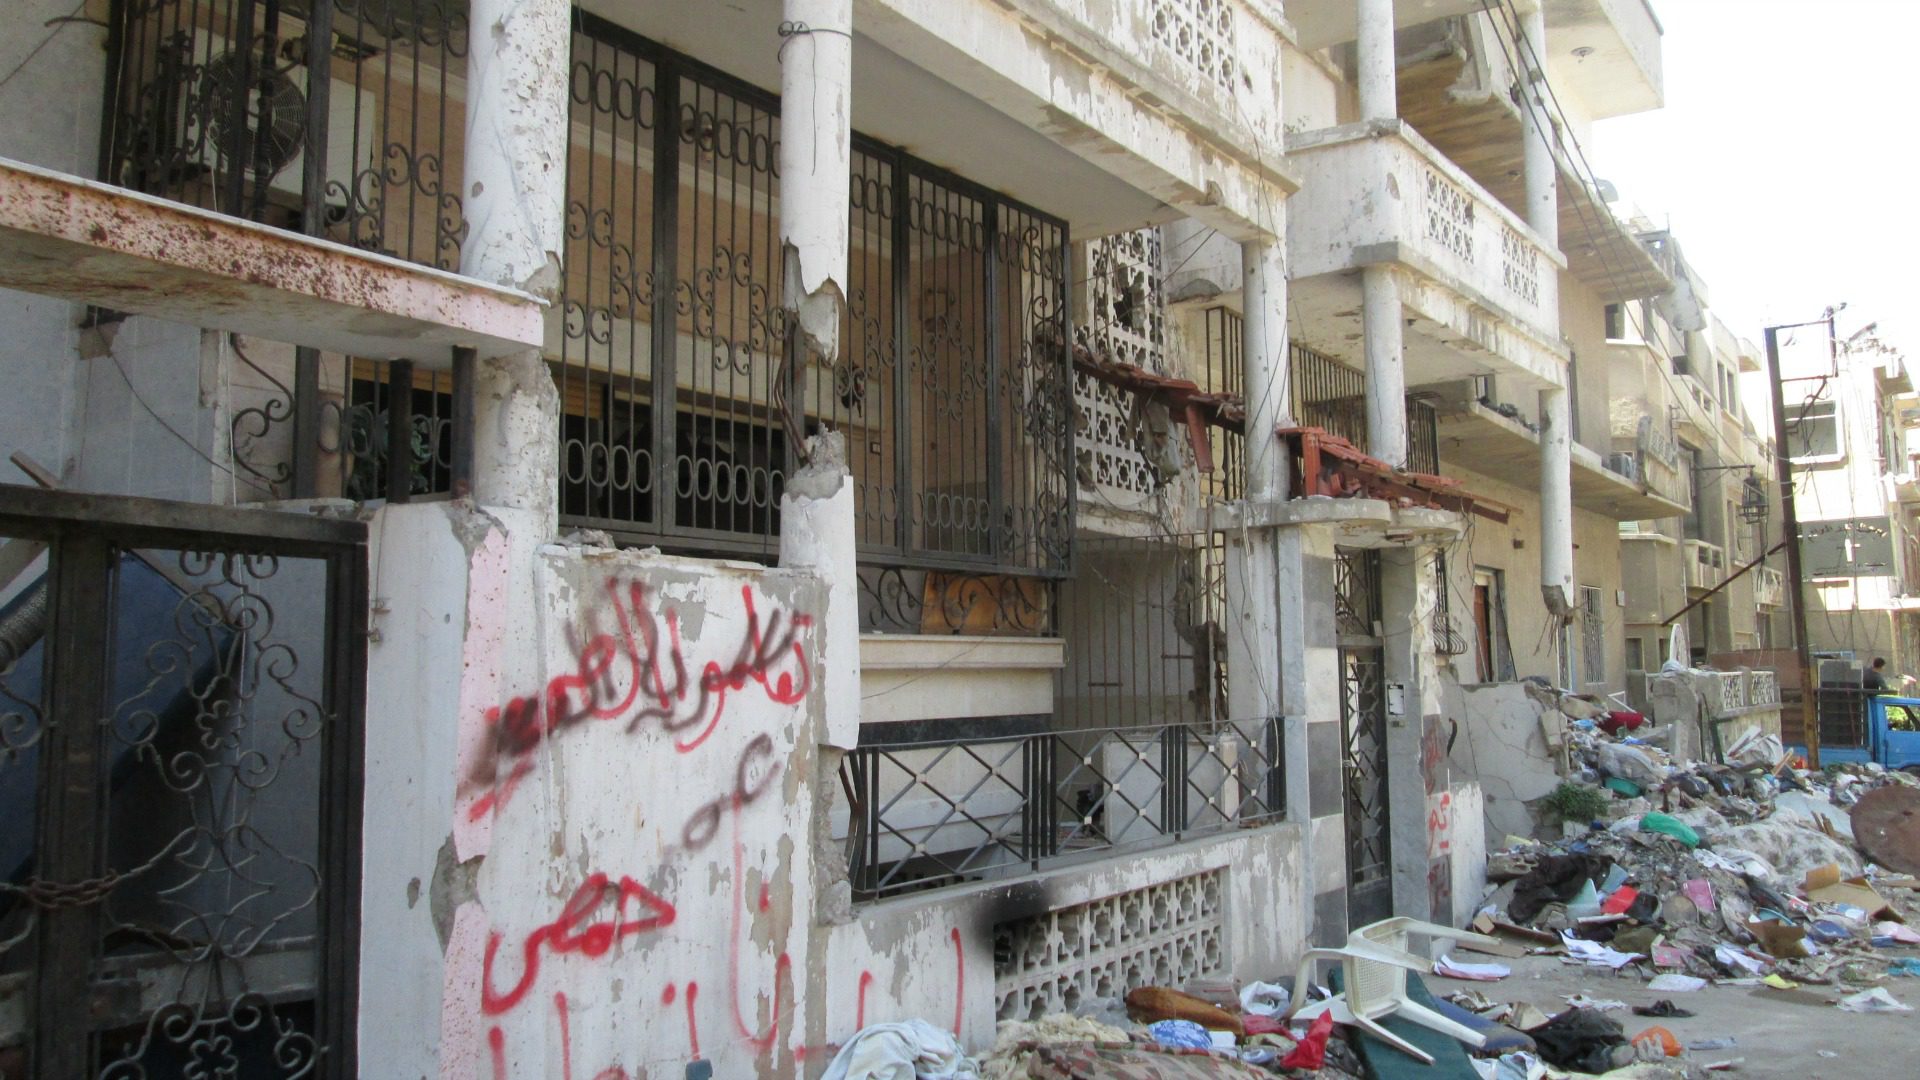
[1436,402,1689,521]
[0,158,543,365]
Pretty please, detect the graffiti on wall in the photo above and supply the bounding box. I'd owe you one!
[453,569,819,1078]
[464,578,812,821]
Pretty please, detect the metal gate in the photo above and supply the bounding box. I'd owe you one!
[1335,547,1392,927]
[0,487,366,1078]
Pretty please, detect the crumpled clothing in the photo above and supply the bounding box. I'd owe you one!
[1145,1020,1211,1049]
[1525,1008,1627,1075]
[820,1019,981,1080]
[1508,854,1614,923]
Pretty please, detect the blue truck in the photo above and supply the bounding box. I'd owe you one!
[1791,693,1920,772]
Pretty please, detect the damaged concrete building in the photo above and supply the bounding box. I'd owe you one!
[0,0,1801,1076]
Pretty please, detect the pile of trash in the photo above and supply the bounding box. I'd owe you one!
[1438,702,1920,1076]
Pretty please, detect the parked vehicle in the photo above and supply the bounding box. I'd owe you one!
[1791,692,1920,771]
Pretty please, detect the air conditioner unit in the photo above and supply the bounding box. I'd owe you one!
[1604,452,1639,481]
[170,29,378,213]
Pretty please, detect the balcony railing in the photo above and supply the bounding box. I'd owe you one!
[94,4,1077,605]
[837,718,1283,900]
[1198,312,1441,478]
[1684,539,1725,591]
[1286,121,1561,346]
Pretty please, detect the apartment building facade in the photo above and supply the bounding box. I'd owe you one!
[0,0,1715,1076]
[1774,323,1920,687]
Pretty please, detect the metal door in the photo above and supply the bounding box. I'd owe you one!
[0,486,366,1078]
[1336,547,1392,927]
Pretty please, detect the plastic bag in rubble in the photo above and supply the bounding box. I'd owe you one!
[1237,980,1290,1017]
[1594,743,1663,787]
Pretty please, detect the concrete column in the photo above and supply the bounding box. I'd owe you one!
[1241,240,1290,501]
[1540,385,1575,617]
[1226,238,1288,741]
[775,0,857,756]
[1518,4,1558,248]
[781,434,860,753]
[1356,0,1398,123]
[778,0,853,360]
[1381,546,1435,922]
[1362,266,1407,469]
[460,0,570,525]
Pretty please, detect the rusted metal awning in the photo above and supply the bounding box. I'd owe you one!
[1070,342,1507,523]
[0,157,544,366]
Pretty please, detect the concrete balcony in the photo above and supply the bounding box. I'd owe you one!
[1684,539,1726,592]
[1435,401,1688,520]
[0,157,543,365]
[1287,121,1566,394]
[1540,0,1664,120]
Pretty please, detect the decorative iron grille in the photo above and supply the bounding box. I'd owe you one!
[994,870,1226,1022]
[837,718,1282,901]
[557,15,1074,577]
[1336,547,1391,926]
[100,0,470,260]
[100,0,472,504]
[1432,550,1469,656]
[0,488,366,1078]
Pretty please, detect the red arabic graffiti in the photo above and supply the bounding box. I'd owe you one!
[481,872,677,1016]
[467,579,813,820]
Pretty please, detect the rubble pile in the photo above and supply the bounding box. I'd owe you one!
[821,708,1917,1079]
[1442,710,1920,1077]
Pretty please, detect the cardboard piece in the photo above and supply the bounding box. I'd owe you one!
[1747,918,1810,959]
[1804,867,1905,923]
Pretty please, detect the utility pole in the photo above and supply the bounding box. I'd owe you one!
[1763,314,1837,768]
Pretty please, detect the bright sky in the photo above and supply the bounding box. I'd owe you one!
[1592,0,1920,351]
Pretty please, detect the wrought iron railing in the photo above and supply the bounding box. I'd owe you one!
[838,718,1283,900]
[1201,310,1441,478]
[97,6,1078,593]
[100,0,472,503]
[556,15,1074,578]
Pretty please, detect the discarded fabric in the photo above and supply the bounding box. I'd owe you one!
[819,1019,981,1080]
[1279,1012,1334,1070]
[1525,1008,1629,1074]
[1145,1020,1212,1049]
[1638,812,1699,848]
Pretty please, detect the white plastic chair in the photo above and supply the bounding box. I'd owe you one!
[1285,916,1501,1065]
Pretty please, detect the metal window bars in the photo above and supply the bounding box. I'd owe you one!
[97,5,1078,595]
[1200,309,1441,478]
[838,718,1284,901]
[554,15,1074,581]
[99,0,472,503]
